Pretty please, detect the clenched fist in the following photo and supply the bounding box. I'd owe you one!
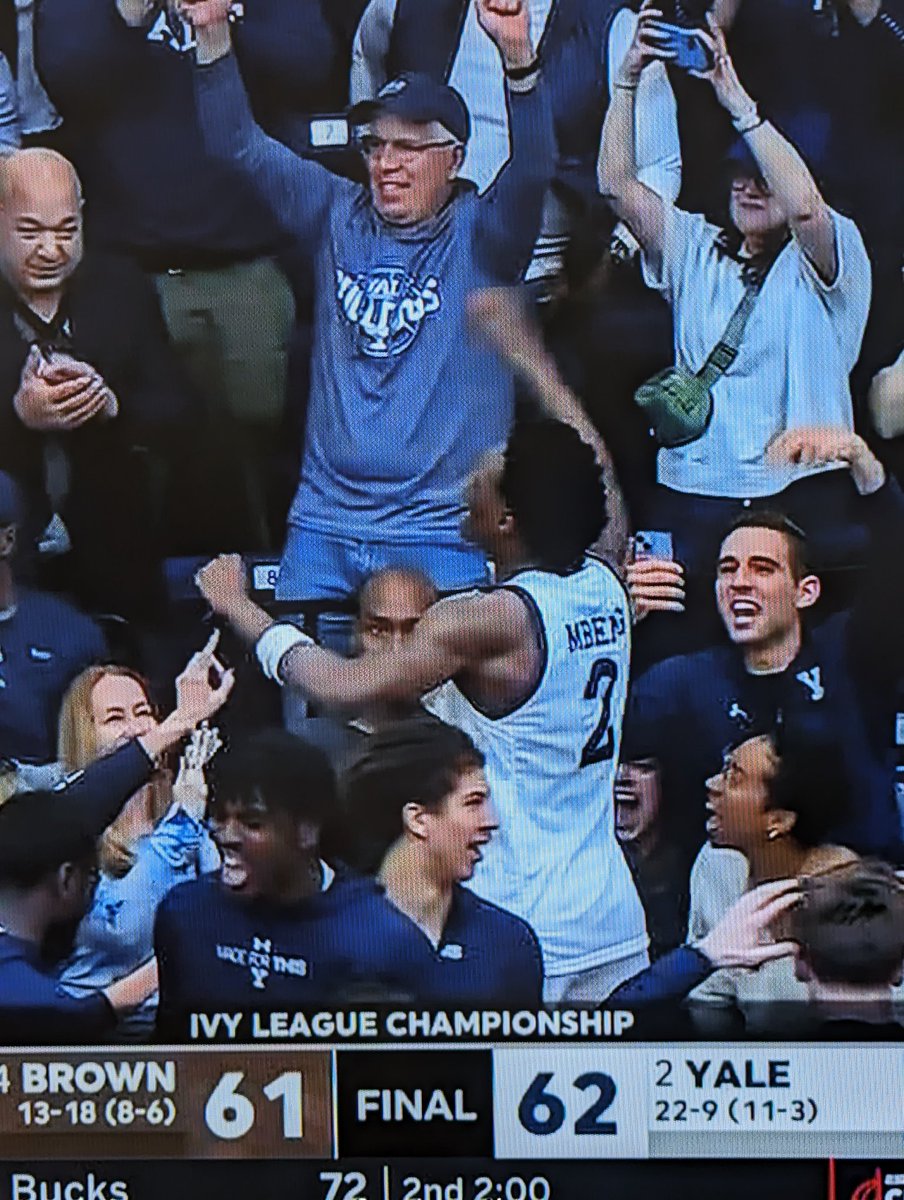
[475,0,534,71]
[195,553,248,617]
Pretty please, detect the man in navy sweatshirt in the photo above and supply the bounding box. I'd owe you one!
[623,426,904,871]
[34,0,347,549]
[184,0,554,602]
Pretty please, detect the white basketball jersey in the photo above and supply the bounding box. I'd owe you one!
[426,557,648,976]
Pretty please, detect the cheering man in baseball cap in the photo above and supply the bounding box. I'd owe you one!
[180,0,553,608]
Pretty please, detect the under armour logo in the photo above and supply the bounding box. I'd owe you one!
[796,666,825,702]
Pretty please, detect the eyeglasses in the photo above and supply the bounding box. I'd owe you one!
[359,135,460,163]
[730,176,773,198]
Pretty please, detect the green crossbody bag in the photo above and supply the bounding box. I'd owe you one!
[634,276,763,449]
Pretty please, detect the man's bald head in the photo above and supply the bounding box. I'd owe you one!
[0,150,84,303]
[357,567,437,654]
[0,149,82,209]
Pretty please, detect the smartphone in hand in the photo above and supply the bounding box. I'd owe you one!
[646,21,715,72]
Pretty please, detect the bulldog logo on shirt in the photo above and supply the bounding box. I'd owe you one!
[336,266,441,358]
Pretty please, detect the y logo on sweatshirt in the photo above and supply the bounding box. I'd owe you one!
[796,666,825,702]
[336,266,441,358]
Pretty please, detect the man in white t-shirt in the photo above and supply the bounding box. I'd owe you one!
[600,5,872,577]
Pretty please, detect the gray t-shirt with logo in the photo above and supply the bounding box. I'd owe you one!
[196,55,553,543]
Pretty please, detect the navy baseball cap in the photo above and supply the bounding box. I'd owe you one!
[0,471,22,527]
[348,73,470,145]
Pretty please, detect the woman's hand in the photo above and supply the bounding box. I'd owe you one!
[173,723,223,819]
[692,16,756,122]
[616,1,675,87]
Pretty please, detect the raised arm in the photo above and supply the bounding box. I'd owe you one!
[472,0,555,280]
[466,287,630,571]
[35,0,149,112]
[598,3,672,273]
[696,18,838,282]
[180,0,337,243]
[349,0,396,105]
[196,554,526,709]
[604,7,682,206]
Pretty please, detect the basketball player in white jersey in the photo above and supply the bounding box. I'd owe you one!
[196,291,650,1001]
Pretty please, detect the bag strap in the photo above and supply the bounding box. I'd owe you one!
[696,275,763,390]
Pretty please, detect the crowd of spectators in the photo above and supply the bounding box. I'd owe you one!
[0,0,903,1042]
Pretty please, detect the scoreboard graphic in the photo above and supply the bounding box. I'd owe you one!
[0,1043,901,1164]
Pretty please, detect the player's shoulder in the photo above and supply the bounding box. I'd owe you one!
[584,551,633,604]
[430,584,534,645]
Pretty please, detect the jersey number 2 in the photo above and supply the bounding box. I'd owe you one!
[580,657,618,768]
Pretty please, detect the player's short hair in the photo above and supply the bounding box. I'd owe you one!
[0,791,96,888]
[793,860,904,985]
[720,510,811,580]
[340,716,485,873]
[502,420,607,574]
[766,726,852,848]
[209,729,337,829]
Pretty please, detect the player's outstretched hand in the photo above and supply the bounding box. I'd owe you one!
[196,553,249,617]
[696,879,800,970]
[626,557,686,621]
[767,426,885,494]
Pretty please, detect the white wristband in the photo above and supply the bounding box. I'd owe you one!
[255,623,314,684]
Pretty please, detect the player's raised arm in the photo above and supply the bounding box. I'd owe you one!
[466,287,630,572]
[196,555,526,708]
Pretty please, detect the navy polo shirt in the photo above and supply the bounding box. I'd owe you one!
[0,932,115,1045]
[341,880,544,1008]
[0,588,107,763]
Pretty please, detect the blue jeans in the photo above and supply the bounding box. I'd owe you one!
[274,525,490,603]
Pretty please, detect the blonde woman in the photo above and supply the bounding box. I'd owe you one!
[57,664,222,1039]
